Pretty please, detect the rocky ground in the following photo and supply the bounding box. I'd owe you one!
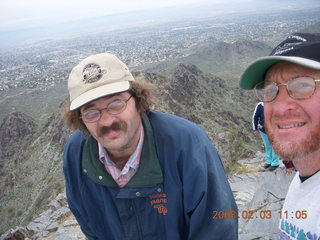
[1,152,295,240]
[0,193,85,240]
[231,152,295,239]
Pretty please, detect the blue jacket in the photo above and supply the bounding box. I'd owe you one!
[252,102,265,133]
[63,111,238,240]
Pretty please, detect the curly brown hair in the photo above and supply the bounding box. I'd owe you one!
[61,80,156,135]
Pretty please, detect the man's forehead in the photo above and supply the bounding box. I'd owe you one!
[81,92,129,110]
[266,61,320,81]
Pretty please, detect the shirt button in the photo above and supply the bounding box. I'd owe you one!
[83,169,87,174]
[136,192,141,197]
[157,188,162,193]
[99,176,103,180]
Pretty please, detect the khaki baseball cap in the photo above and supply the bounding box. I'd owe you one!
[68,53,135,110]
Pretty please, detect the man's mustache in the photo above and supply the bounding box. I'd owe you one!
[271,112,305,122]
[98,121,127,137]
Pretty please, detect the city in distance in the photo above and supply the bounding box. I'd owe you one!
[1,0,320,48]
[0,0,319,122]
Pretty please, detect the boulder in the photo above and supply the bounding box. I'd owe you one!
[230,164,295,239]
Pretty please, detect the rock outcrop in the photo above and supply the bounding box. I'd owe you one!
[0,112,37,161]
[0,193,85,240]
[0,109,71,236]
[230,152,295,239]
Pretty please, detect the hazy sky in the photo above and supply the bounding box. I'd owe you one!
[1,0,223,31]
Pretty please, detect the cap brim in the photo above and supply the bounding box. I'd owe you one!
[70,81,130,110]
[239,56,320,90]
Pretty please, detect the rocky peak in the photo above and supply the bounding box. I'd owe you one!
[170,63,204,104]
[172,63,201,90]
[174,63,202,76]
[0,112,37,160]
[43,101,71,146]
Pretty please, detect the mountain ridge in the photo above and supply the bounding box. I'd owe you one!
[141,39,273,82]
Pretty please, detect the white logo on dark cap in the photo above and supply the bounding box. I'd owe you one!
[82,63,105,83]
[274,42,301,55]
[273,34,307,55]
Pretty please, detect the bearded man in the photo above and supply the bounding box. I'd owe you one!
[240,33,320,238]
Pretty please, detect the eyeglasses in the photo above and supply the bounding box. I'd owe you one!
[254,77,320,102]
[81,95,133,123]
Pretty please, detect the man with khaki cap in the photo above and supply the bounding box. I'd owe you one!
[240,33,320,238]
[62,53,238,239]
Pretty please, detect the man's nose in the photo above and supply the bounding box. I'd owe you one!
[275,85,289,100]
[273,85,298,112]
[98,109,115,125]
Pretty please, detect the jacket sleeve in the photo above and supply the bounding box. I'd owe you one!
[183,131,238,239]
[252,102,263,131]
[63,131,99,240]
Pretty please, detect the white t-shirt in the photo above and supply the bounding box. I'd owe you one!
[278,171,320,239]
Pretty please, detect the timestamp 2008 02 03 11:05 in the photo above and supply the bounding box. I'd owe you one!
[212,210,308,220]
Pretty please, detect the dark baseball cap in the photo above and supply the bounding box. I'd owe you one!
[239,32,320,90]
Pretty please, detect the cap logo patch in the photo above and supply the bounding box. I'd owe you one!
[82,63,105,83]
[274,42,301,55]
[273,34,306,56]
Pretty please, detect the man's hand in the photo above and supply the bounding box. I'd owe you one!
[253,130,259,137]
[286,167,294,174]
